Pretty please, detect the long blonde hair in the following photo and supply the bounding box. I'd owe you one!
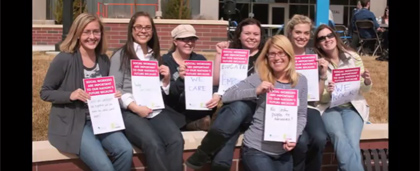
[60,13,107,54]
[256,35,299,87]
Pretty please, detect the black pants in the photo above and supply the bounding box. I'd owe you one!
[292,108,328,171]
[122,109,184,171]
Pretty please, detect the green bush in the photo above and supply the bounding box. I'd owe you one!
[54,0,87,24]
[162,0,191,19]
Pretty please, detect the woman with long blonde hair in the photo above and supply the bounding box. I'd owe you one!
[222,35,308,171]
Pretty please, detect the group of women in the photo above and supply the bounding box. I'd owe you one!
[41,11,372,171]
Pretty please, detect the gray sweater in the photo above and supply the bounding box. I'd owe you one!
[222,73,308,156]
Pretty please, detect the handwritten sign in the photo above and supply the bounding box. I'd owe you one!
[330,67,361,107]
[83,76,125,135]
[131,60,165,110]
[217,49,249,95]
[264,89,298,142]
[295,54,319,101]
[185,60,213,110]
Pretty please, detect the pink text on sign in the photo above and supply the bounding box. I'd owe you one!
[84,76,116,96]
[131,60,159,77]
[185,60,213,77]
[332,67,360,83]
[295,54,318,70]
[221,49,249,64]
[266,89,298,106]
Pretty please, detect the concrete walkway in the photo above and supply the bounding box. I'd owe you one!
[33,45,55,52]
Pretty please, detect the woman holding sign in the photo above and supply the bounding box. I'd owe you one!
[313,24,372,171]
[40,13,133,171]
[186,18,266,170]
[223,35,308,171]
[162,24,220,131]
[285,14,329,171]
[109,12,184,171]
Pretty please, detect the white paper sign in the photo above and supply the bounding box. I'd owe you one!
[131,60,165,110]
[264,89,299,142]
[295,54,319,101]
[217,49,249,94]
[330,5,344,24]
[184,60,213,110]
[83,76,125,135]
[330,67,361,107]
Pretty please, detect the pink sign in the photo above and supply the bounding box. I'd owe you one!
[332,67,361,83]
[266,89,298,106]
[131,60,159,77]
[295,54,318,70]
[185,60,213,77]
[83,76,116,96]
[221,49,249,64]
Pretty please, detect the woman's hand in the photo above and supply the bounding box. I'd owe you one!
[317,58,329,78]
[178,64,186,80]
[361,69,372,85]
[114,90,122,99]
[206,93,221,109]
[283,140,296,151]
[256,81,274,95]
[134,105,153,118]
[327,81,335,94]
[70,88,90,103]
[216,41,230,54]
[159,65,171,86]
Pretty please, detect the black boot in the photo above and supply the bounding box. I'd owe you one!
[210,163,231,171]
[185,129,229,169]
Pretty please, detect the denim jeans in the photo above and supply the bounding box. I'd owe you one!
[122,109,184,171]
[292,108,328,171]
[241,145,293,171]
[322,106,364,171]
[210,100,256,168]
[78,122,133,171]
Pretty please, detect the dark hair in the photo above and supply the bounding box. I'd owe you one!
[229,18,265,51]
[313,24,354,59]
[360,0,370,8]
[382,6,389,20]
[118,11,161,71]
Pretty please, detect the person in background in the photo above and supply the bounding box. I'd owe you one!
[162,24,220,131]
[40,13,133,171]
[284,14,329,171]
[376,6,389,61]
[313,24,372,171]
[230,34,308,171]
[109,11,184,171]
[186,18,266,171]
[350,0,385,53]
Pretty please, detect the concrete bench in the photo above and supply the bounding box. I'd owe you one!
[33,123,388,171]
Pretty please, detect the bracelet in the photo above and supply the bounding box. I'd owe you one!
[320,75,328,81]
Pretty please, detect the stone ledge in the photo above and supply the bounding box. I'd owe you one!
[33,123,387,163]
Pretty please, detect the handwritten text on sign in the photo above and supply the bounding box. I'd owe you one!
[330,67,361,108]
[218,49,249,95]
[264,89,298,142]
[131,60,165,111]
[185,60,213,110]
[295,54,319,101]
[83,76,125,135]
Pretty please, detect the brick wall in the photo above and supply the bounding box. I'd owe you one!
[32,20,228,52]
[32,139,388,171]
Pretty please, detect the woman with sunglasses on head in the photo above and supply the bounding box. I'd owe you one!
[109,11,184,171]
[284,14,329,171]
[313,24,372,171]
[40,13,133,171]
[225,34,308,171]
[186,18,266,171]
[162,24,220,131]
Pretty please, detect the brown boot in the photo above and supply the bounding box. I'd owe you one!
[186,115,211,131]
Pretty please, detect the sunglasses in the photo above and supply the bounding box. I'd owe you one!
[317,33,335,42]
[177,37,198,42]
